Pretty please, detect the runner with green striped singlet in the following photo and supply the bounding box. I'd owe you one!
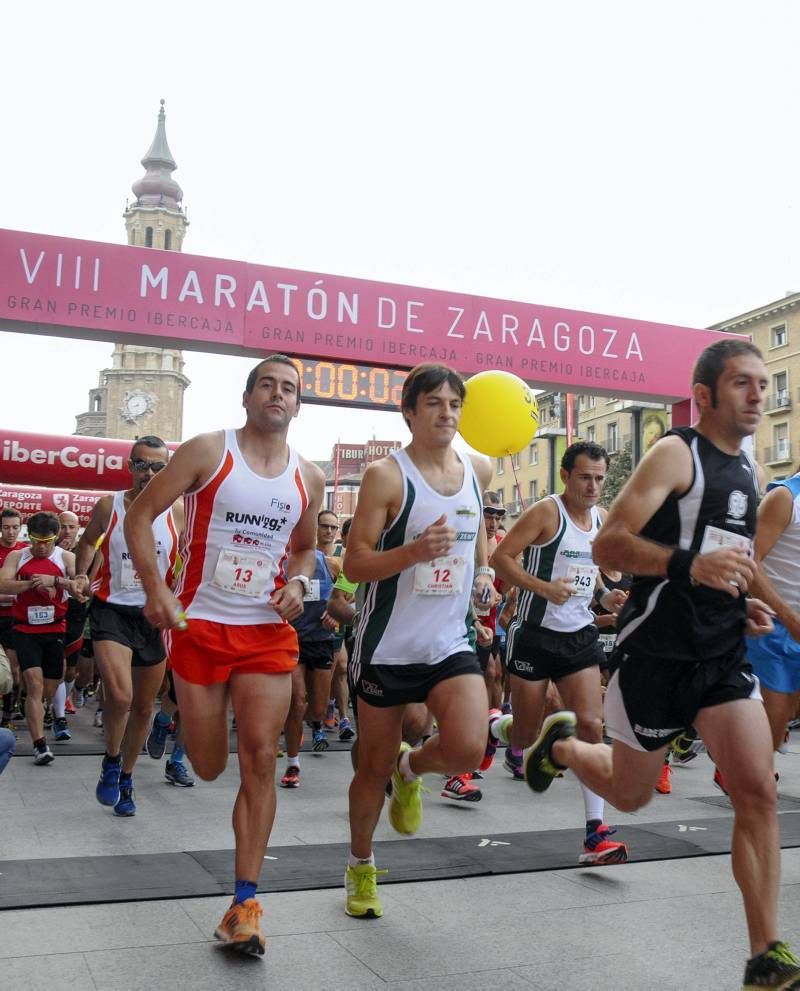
[341,363,495,920]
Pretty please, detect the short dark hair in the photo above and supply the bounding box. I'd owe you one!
[245,355,300,394]
[341,518,352,539]
[692,339,763,407]
[27,512,60,538]
[400,364,465,429]
[561,441,610,472]
[318,509,338,524]
[1,508,21,523]
[130,436,167,460]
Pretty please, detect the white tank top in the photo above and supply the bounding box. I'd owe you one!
[761,475,800,614]
[95,490,179,607]
[174,429,309,625]
[514,494,601,634]
[352,448,481,668]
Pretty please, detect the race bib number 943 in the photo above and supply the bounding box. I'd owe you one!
[566,564,598,597]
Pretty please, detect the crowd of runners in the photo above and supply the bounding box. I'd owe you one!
[2,342,800,989]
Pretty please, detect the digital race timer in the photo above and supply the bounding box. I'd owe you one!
[287,358,408,412]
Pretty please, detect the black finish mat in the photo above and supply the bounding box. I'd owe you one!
[4,810,800,910]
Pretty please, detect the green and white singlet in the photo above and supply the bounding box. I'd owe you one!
[351,449,481,670]
[510,494,601,635]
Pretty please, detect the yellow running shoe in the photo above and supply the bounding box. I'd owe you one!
[214,897,266,955]
[344,863,387,918]
[389,742,425,835]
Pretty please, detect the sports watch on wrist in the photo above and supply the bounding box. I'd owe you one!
[288,574,312,596]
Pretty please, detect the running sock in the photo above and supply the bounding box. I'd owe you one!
[311,720,322,731]
[155,709,171,728]
[398,748,420,783]
[287,755,300,768]
[104,752,121,764]
[64,678,76,699]
[582,784,605,825]
[490,713,513,744]
[233,879,258,905]
[348,852,375,868]
[33,736,46,749]
[171,743,186,764]
[586,817,602,837]
[53,682,66,719]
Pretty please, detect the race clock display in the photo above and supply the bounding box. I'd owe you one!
[287,358,407,412]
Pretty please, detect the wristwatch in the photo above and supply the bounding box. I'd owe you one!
[288,574,312,596]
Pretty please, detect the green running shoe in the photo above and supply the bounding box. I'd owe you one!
[524,711,577,793]
[389,742,425,835]
[742,940,800,989]
[344,863,387,918]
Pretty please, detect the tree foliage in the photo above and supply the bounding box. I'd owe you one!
[600,443,633,509]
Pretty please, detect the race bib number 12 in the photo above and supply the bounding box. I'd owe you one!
[413,556,467,596]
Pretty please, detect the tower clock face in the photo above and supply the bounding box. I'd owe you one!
[121,391,153,422]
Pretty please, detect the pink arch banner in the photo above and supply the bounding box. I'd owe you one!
[0,228,731,403]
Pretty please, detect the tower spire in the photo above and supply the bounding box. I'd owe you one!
[130,99,183,212]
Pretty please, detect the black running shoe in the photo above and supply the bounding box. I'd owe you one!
[524,711,577,793]
[742,941,800,989]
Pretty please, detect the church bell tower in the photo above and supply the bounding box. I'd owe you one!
[75,100,190,441]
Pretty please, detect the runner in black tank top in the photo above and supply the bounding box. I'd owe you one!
[522,341,800,988]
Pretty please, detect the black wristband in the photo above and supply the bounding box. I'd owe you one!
[594,586,609,603]
[667,548,696,584]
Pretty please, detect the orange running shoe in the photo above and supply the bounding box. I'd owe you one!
[214,898,266,955]
[655,762,672,794]
[578,825,629,866]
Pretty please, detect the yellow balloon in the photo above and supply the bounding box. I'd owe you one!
[459,371,540,457]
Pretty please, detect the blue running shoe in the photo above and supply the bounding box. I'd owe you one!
[53,717,71,742]
[96,756,121,806]
[114,778,136,816]
[312,728,329,752]
[503,747,524,781]
[165,760,195,787]
[146,714,170,759]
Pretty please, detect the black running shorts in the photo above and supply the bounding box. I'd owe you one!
[298,640,334,671]
[13,630,65,681]
[605,646,761,752]
[350,650,482,708]
[89,598,165,667]
[507,623,604,682]
[0,617,14,651]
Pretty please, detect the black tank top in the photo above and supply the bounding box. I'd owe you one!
[616,427,758,663]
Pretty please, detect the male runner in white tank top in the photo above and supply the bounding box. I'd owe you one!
[76,437,182,818]
[124,355,324,956]
[490,441,630,865]
[343,363,494,920]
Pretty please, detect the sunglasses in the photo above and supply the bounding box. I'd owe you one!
[483,507,506,518]
[29,533,57,544]
[130,459,167,473]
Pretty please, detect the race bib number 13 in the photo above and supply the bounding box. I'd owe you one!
[212,549,272,598]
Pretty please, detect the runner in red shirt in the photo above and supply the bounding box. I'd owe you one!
[0,508,26,728]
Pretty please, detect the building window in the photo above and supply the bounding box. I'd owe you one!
[578,395,585,412]
[145,226,154,248]
[773,371,789,407]
[497,487,505,506]
[774,423,790,460]
[528,480,538,503]
[588,396,596,409]
[496,457,505,475]
[529,443,538,465]
[587,425,596,444]
[772,323,788,348]
[92,395,101,412]
[164,230,172,251]
[511,452,520,469]
[607,422,619,452]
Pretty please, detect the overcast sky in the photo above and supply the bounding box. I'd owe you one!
[2,1,799,457]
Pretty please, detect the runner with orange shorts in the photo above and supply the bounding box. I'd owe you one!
[124,354,324,956]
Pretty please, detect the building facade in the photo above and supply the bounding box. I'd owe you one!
[712,292,800,483]
[75,101,190,442]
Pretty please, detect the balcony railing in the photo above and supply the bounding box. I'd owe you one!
[764,442,793,464]
[765,391,791,413]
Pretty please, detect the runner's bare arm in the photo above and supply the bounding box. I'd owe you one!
[748,486,800,637]
[0,550,27,593]
[344,459,456,582]
[592,435,756,595]
[124,433,224,627]
[270,458,325,622]
[489,498,574,604]
[325,586,356,625]
[74,495,114,575]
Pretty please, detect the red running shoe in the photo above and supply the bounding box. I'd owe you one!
[655,762,672,794]
[479,708,503,772]
[441,774,482,802]
[64,696,76,715]
[579,824,629,866]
